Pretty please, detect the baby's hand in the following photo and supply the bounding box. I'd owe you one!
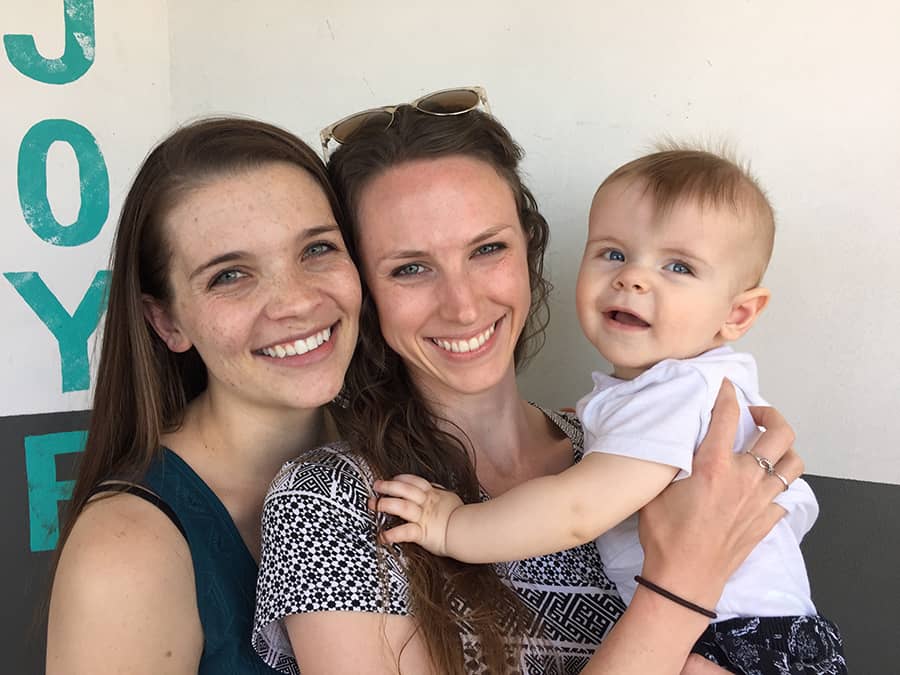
[370,474,463,556]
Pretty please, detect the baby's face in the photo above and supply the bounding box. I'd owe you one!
[576,179,754,379]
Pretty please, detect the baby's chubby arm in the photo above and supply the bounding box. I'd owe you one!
[372,454,679,563]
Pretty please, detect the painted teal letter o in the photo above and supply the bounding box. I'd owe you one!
[17,118,109,247]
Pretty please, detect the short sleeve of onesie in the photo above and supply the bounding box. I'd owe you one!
[252,444,409,672]
[576,361,715,479]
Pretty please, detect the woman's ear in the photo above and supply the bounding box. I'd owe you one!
[142,294,192,353]
[719,287,771,342]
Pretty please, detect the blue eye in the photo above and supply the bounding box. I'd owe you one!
[393,263,427,277]
[603,249,626,262]
[473,242,505,256]
[303,241,337,259]
[210,269,246,287]
[664,261,693,275]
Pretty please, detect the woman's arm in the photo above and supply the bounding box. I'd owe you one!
[46,494,203,675]
[680,654,737,674]
[286,611,436,674]
[255,453,437,674]
[582,381,803,675]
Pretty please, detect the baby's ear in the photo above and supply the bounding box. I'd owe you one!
[143,294,192,353]
[719,287,771,342]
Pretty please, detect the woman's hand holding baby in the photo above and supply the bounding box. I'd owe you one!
[637,379,804,611]
[370,475,464,556]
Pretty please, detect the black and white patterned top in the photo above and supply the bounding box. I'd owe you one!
[252,409,626,674]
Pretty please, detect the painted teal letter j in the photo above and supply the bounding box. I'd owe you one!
[3,0,95,84]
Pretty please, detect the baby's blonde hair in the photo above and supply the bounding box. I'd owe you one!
[598,143,775,287]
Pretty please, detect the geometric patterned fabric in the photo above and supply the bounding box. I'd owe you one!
[253,408,626,673]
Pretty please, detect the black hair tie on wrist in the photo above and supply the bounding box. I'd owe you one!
[633,575,718,619]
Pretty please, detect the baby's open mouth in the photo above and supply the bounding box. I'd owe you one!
[606,310,650,328]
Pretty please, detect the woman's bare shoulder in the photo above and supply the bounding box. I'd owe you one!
[47,493,203,674]
[58,490,193,578]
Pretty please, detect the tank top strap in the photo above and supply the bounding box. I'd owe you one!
[141,448,284,674]
[87,480,187,540]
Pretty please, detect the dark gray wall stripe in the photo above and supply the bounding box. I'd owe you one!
[803,474,899,672]
[2,410,89,675]
[3,411,896,672]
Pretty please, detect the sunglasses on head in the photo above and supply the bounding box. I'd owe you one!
[319,85,491,158]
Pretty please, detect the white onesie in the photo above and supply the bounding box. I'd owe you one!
[576,346,818,621]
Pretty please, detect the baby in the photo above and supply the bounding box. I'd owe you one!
[374,148,845,674]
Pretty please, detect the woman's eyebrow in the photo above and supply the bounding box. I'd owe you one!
[190,251,247,280]
[189,224,341,279]
[467,224,513,246]
[379,224,515,263]
[384,248,427,261]
[300,223,341,238]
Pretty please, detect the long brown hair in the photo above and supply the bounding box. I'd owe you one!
[327,106,552,673]
[54,117,341,564]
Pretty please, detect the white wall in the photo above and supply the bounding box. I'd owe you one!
[2,1,897,484]
[166,0,900,484]
[0,0,172,413]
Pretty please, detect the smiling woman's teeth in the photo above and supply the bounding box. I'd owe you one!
[261,327,332,358]
[432,322,496,353]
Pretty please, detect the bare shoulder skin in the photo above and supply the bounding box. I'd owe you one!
[286,611,437,674]
[46,492,203,675]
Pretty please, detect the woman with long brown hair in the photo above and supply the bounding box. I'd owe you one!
[46,117,361,674]
[252,96,802,674]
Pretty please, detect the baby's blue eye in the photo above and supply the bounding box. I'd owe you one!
[664,261,693,275]
[393,263,427,277]
[603,249,626,262]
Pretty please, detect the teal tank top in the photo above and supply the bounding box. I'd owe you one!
[141,448,287,674]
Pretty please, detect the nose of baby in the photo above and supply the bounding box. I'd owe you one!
[612,265,650,293]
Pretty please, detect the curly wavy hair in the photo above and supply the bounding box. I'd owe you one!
[327,106,553,673]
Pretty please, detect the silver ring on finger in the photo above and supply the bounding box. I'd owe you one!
[772,470,790,492]
[747,450,775,475]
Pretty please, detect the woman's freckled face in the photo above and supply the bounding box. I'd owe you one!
[355,155,532,398]
[154,162,361,414]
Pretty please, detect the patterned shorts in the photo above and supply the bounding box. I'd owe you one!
[691,615,847,674]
